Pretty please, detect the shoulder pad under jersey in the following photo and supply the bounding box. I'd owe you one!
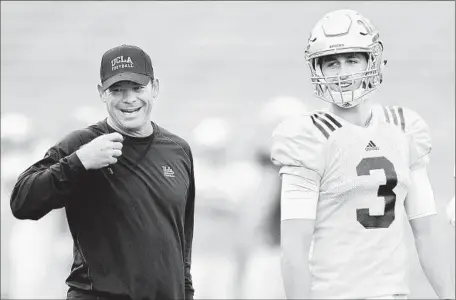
[271,111,343,176]
[380,105,432,169]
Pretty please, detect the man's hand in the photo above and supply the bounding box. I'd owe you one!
[76,132,124,170]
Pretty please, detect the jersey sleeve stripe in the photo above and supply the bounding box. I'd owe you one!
[320,112,342,128]
[397,106,405,131]
[311,115,329,139]
[388,106,399,126]
[314,113,336,131]
[382,106,390,123]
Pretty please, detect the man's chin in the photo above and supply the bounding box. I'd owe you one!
[121,119,149,130]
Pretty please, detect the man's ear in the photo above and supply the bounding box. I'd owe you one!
[97,84,106,102]
[151,78,160,98]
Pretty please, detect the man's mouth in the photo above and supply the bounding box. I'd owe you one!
[120,107,142,115]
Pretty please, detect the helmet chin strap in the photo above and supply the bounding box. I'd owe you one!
[330,97,374,127]
[328,89,366,108]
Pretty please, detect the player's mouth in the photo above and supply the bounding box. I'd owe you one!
[338,82,352,88]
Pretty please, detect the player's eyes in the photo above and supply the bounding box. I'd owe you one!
[326,61,339,68]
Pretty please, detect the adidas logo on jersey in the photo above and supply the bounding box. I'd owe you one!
[365,140,379,151]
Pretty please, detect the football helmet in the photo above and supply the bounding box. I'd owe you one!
[305,9,387,108]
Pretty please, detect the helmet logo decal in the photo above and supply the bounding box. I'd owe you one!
[357,19,375,35]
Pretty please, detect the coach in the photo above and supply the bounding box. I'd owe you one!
[10,44,195,300]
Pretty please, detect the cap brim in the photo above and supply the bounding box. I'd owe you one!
[102,72,151,91]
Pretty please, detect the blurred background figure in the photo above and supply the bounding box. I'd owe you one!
[238,96,308,299]
[190,117,235,298]
[189,104,308,298]
[190,116,261,298]
[1,113,73,298]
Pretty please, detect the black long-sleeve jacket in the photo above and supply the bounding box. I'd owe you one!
[10,119,195,300]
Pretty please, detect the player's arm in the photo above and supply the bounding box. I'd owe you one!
[402,107,454,298]
[404,108,455,299]
[407,166,455,299]
[10,145,85,221]
[271,117,322,299]
[280,172,319,299]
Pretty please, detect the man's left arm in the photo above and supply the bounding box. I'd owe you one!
[406,166,455,299]
[184,157,196,300]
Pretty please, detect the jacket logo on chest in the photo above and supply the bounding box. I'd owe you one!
[162,166,175,178]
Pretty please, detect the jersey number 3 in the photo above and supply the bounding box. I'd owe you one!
[356,156,397,229]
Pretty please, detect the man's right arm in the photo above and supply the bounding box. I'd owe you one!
[279,172,319,299]
[281,218,315,299]
[10,131,124,221]
[271,116,322,299]
[10,147,87,221]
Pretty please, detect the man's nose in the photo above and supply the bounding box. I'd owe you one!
[122,90,137,102]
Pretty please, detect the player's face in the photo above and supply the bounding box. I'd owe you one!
[320,53,368,92]
[101,80,157,133]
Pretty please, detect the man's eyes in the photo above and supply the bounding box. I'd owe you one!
[109,86,145,93]
[133,86,145,91]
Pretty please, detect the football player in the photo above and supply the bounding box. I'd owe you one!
[271,9,455,299]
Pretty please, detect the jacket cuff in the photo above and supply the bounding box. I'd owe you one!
[64,152,88,180]
[185,290,194,300]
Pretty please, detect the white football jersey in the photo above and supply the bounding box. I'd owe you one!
[272,104,434,299]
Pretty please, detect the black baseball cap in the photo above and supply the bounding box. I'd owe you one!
[100,45,154,91]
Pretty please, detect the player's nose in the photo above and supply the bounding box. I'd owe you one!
[338,73,350,81]
[337,65,351,80]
